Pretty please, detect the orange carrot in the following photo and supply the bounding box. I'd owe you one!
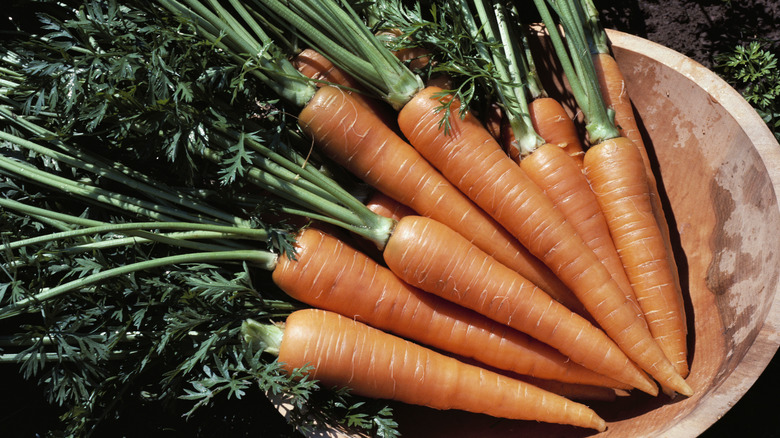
[520,143,644,322]
[529,0,690,392]
[528,97,585,164]
[298,85,586,315]
[397,86,690,396]
[272,226,628,389]
[583,137,688,379]
[488,50,637,318]
[591,52,688,377]
[365,190,416,221]
[261,308,608,431]
[573,0,688,378]
[383,214,656,394]
[457,0,636,328]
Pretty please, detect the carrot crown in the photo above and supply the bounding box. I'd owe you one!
[532,0,619,145]
[463,0,547,158]
[156,0,318,108]
[242,318,284,355]
[250,0,424,110]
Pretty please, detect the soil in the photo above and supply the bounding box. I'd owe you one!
[597,0,780,69]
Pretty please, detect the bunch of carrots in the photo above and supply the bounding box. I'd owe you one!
[5,0,693,434]
[150,0,693,431]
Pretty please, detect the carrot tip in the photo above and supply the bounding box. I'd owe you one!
[675,379,694,398]
[635,378,659,397]
[662,376,694,398]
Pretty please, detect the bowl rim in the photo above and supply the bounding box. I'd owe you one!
[606,28,780,437]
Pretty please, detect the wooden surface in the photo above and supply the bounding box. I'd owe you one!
[284,30,780,438]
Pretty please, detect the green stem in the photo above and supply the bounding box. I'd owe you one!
[0,249,278,319]
[0,197,104,228]
[470,0,544,157]
[533,0,588,109]
[0,153,193,224]
[157,0,316,107]
[0,221,268,252]
[578,0,609,55]
[251,0,423,110]
[241,318,283,355]
[192,143,394,248]
[534,0,619,144]
[0,198,249,255]
[0,108,250,227]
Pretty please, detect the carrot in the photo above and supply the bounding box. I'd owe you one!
[464,13,639,319]
[365,190,416,220]
[273,226,629,389]
[383,215,656,394]
[528,97,585,164]
[298,85,586,315]
[457,0,635,323]
[396,87,690,396]
[534,0,690,385]
[583,138,688,379]
[566,0,689,378]
[520,143,644,322]
[591,53,688,377]
[507,53,636,316]
[248,308,607,431]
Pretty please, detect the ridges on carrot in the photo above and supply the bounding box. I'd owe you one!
[298,85,587,316]
[396,86,688,396]
[244,308,608,431]
[272,226,631,389]
[382,214,657,395]
[533,0,690,386]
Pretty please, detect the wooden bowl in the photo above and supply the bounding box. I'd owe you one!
[276,29,780,437]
